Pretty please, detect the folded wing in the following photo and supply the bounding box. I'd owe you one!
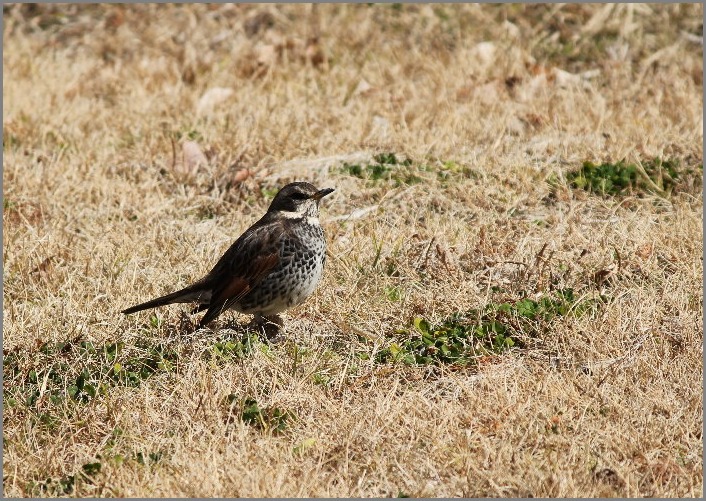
[196,220,285,327]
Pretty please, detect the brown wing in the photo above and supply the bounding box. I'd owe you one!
[196,219,284,327]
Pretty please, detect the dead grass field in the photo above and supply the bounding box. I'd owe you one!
[2,3,703,497]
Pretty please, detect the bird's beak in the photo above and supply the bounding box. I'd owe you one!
[312,188,335,201]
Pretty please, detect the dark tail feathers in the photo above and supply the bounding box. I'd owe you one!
[122,286,206,315]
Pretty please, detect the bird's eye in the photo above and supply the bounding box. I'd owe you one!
[290,192,310,200]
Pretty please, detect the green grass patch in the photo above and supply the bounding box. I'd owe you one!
[28,458,102,497]
[563,158,700,197]
[340,152,421,186]
[208,332,259,362]
[3,339,180,413]
[27,448,163,497]
[224,395,295,434]
[339,153,477,188]
[384,285,403,301]
[3,331,266,417]
[434,159,480,185]
[30,472,78,497]
[377,289,605,366]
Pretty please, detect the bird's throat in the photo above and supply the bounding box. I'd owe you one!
[277,210,320,225]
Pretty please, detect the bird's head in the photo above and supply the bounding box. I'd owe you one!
[268,182,335,219]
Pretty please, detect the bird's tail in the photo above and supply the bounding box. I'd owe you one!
[122,285,208,315]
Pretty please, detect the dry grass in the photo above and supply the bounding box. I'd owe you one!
[2,3,703,497]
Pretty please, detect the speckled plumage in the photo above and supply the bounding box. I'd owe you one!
[122,182,334,329]
[237,217,326,315]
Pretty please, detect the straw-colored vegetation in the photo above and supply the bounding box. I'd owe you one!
[3,3,703,497]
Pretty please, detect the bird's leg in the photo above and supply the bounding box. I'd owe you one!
[251,313,285,342]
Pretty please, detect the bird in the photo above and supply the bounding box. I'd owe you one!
[122,182,335,333]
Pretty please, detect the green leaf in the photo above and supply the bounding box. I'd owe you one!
[81,462,101,476]
[413,317,431,334]
[83,383,97,398]
[515,299,538,318]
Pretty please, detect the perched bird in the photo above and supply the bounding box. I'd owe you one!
[122,182,335,332]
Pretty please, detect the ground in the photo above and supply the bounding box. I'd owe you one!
[2,4,703,497]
